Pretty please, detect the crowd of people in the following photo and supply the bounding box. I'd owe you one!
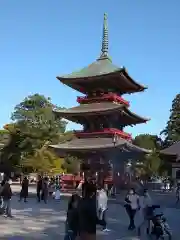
[0,175,177,239]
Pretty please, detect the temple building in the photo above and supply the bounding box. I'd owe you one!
[160,141,180,179]
[50,14,151,185]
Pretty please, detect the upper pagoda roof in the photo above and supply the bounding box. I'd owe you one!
[49,137,151,156]
[57,13,147,94]
[54,102,149,125]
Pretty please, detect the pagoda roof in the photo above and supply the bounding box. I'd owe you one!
[160,141,180,160]
[49,137,151,156]
[54,102,149,125]
[57,14,147,94]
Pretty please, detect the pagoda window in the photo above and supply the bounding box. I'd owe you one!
[87,92,94,98]
[99,123,104,129]
[103,116,110,128]
[83,122,91,132]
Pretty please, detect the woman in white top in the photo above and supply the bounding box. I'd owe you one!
[97,186,110,232]
[125,188,140,230]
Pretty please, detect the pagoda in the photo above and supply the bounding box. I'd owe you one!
[50,14,151,184]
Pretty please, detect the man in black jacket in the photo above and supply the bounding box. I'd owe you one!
[78,182,97,240]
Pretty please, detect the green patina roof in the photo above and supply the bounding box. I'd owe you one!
[59,13,118,79]
[57,13,147,93]
[60,57,121,79]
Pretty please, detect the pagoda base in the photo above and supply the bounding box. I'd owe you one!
[74,128,131,140]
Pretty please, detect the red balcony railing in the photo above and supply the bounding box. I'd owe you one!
[74,128,132,140]
[77,93,129,106]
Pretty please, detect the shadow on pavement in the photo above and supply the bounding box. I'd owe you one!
[0,196,141,240]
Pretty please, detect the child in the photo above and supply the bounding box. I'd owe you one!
[64,194,80,240]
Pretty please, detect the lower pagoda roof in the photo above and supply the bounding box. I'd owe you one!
[49,137,151,156]
[160,141,180,160]
[54,102,149,125]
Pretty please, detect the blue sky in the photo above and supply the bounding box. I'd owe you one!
[0,0,180,137]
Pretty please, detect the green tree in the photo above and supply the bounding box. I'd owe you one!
[133,134,162,150]
[0,129,9,145]
[21,141,64,174]
[11,93,66,144]
[161,93,180,146]
[133,134,162,177]
[62,155,80,175]
[1,94,67,173]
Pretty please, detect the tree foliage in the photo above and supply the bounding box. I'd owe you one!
[0,94,68,175]
[0,129,9,145]
[21,141,64,174]
[161,93,180,146]
[62,155,80,175]
[133,134,162,177]
[11,93,66,143]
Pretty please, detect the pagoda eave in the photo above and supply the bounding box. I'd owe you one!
[49,137,151,157]
[57,67,147,94]
[54,102,149,125]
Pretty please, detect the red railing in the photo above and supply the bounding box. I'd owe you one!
[74,128,132,140]
[77,93,129,106]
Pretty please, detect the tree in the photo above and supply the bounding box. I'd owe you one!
[133,134,162,150]
[62,155,80,175]
[0,129,9,145]
[161,93,180,146]
[21,141,64,174]
[133,134,162,177]
[11,94,66,144]
[1,94,67,173]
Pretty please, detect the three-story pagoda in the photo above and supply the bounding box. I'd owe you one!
[51,14,150,182]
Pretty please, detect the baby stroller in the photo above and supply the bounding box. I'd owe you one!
[148,205,172,239]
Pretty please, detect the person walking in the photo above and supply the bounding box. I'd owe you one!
[19,176,29,202]
[42,177,49,204]
[64,194,80,240]
[48,177,55,197]
[138,189,152,235]
[78,182,97,240]
[0,179,6,210]
[124,188,140,230]
[37,175,42,202]
[54,177,61,200]
[97,185,110,232]
[1,179,13,218]
[176,183,180,205]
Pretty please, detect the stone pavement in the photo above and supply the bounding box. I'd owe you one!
[0,196,180,240]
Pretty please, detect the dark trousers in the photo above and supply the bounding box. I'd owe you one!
[19,196,27,202]
[19,190,28,202]
[41,191,48,203]
[126,206,136,229]
[37,190,41,202]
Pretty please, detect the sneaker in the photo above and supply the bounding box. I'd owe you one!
[102,228,111,232]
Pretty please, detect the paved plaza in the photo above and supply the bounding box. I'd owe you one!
[0,185,179,239]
